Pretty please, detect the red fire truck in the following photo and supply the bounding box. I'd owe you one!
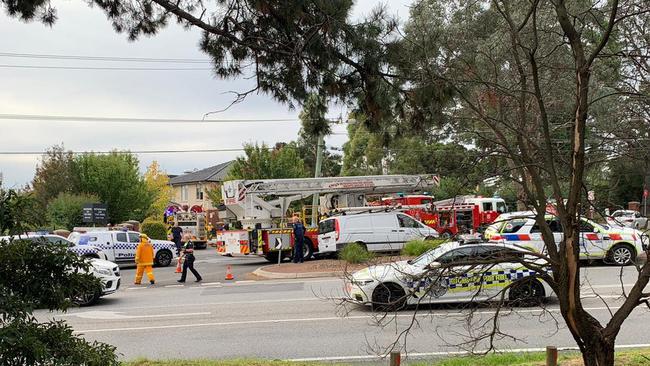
[380,195,507,237]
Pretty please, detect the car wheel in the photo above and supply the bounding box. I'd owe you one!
[155,250,173,267]
[371,283,407,312]
[509,279,545,307]
[73,290,100,307]
[440,231,452,239]
[424,236,435,241]
[608,244,635,266]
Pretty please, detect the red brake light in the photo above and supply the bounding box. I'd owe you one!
[335,219,340,241]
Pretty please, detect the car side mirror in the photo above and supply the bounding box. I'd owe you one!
[426,262,442,270]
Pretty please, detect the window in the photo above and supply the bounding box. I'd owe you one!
[181,185,188,201]
[579,220,594,233]
[196,184,204,200]
[437,247,474,264]
[502,219,527,233]
[496,202,507,213]
[46,236,74,247]
[482,202,493,212]
[531,220,563,233]
[397,214,420,228]
[128,233,140,243]
[116,233,127,242]
[318,219,337,234]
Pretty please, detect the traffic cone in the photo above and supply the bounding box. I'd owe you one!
[175,256,182,273]
[225,265,234,280]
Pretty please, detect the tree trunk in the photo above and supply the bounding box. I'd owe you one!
[581,333,615,366]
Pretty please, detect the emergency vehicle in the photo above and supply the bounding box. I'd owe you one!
[376,195,507,237]
[347,242,553,310]
[218,175,439,262]
[484,212,647,266]
[167,211,208,249]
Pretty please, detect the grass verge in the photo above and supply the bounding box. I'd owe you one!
[125,348,650,366]
[401,238,446,257]
[339,242,375,264]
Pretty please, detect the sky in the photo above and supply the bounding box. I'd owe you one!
[0,0,414,188]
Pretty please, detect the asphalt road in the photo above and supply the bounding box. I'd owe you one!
[35,255,650,364]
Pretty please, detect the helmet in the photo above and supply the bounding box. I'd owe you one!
[140,233,149,240]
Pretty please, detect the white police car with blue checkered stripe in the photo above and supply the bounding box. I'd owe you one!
[68,230,177,267]
[346,242,553,310]
[0,234,108,260]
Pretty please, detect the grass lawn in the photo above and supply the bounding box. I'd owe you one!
[125,348,650,366]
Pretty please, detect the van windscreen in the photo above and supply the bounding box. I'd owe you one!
[319,219,336,234]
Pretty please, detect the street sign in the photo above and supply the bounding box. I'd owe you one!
[82,203,109,224]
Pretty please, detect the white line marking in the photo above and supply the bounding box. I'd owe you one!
[126,287,147,290]
[201,282,222,286]
[164,285,185,288]
[587,284,636,288]
[286,344,650,362]
[73,306,632,334]
[236,280,255,284]
[60,311,211,320]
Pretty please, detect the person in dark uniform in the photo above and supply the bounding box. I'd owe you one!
[292,215,305,264]
[177,234,202,283]
[171,223,183,256]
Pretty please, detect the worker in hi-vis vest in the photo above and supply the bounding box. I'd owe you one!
[134,233,155,285]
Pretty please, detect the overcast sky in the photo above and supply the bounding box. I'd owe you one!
[0,0,414,188]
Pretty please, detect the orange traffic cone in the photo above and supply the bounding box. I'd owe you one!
[225,265,234,280]
[175,256,183,273]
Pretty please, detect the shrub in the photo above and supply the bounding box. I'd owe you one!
[402,239,446,257]
[46,192,99,231]
[141,218,168,240]
[339,243,375,264]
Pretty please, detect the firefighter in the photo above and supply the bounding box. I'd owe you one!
[291,215,305,264]
[134,233,155,285]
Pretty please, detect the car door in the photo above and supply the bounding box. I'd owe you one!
[579,220,607,259]
[113,232,132,261]
[430,246,477,301]
[85,233,115,261]
[396,214,424,246]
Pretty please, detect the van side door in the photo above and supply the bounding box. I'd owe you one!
[113,231,134,262]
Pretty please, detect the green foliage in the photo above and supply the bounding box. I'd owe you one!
[0,189,45,235]
[141,218,168,240]
[402,239,446,257]
[228,143,309,180]
[144,161,172,220]
[339,243,374,264]
[0,238,118,365]
[74,152,153,223]
[299,93,331,138]
[32,144,78,207]
[47,192,99,230]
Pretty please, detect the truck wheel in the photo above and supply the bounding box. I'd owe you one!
[607,244,635,266]
[194,241,207,250]
[302,238,314,260]
[264,251,281,263]
[155,249,173,267]
[73,290,100,307]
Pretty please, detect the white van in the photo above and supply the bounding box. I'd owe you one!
[68,230,177,267]
[318,212,439,254]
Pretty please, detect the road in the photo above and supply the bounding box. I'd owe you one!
[35,252,650,364]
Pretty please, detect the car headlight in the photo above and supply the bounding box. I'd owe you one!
[352,279,375,286]
[94,268,112,276]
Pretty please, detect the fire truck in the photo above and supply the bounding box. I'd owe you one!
[217,175,438,262]
[378,194,507,237]
[167,211,208,249]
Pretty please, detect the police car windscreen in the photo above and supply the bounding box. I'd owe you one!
[319,219,336,234]
[178,221,196,226]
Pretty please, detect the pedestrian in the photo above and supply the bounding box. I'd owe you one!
[134,233,155,285]
[292,215,305,264]
[171,222,183,256]
[178,233,202,283]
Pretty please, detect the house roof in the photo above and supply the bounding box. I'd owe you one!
[169,161,234,185]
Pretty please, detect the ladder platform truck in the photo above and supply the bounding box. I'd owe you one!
[216,175,438,262]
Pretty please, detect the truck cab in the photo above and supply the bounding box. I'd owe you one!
[69,230,177,267]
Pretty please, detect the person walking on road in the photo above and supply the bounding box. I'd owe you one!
[292,215,305,264]
[171,223,183,256]
[178,233,202,283]
[134,233,155,285]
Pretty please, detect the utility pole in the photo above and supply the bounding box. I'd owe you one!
[310,132,325,227]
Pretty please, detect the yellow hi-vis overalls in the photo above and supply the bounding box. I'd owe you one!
[134,239,155,284]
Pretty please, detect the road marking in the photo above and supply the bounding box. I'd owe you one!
[236,280,255,284]
[165,285,185,288]
[73,305,632,334]
[126,287,147,290]
[581,294,624,299]
[60,310,210,320]
[201,282,222,286]
[286,344,650,362]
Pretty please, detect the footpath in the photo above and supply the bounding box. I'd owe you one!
[253,256,411,279]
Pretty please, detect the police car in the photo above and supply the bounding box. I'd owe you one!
[0,233,108,260]
[347,242,553,310]
[68,230,177,266]
[0,234,120,306]
[484,213,647,265]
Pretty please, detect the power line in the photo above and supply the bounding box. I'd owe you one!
[0,64,213,71]
[0,148,247,156]
[0,114,301,124]
[0,52,212,64]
